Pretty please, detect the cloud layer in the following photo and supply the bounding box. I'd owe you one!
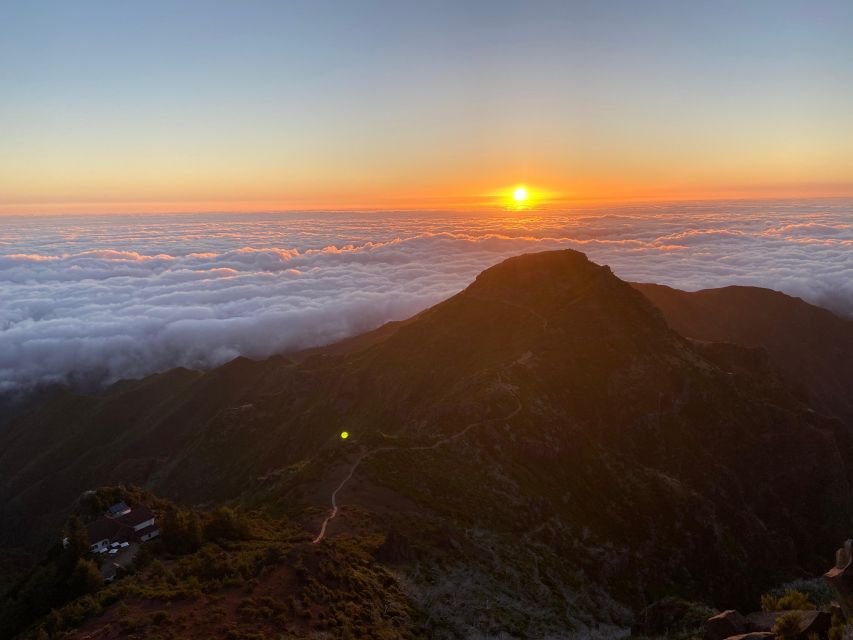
[1,200,851,392]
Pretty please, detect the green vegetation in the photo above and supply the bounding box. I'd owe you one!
[0,515,102,638]
[761,589,816,612]
[762,578,833,608]
[3,485,424,639]
[4,251,853,637]
[26,532,421,639]
[772,610,804,640]
[0,486,258,638]
[828,608,846,640]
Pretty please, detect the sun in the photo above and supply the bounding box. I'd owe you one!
[494,183,550,209]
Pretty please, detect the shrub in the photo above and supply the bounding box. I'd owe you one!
[70,558,103,596]
[829,609,846,640]
[162,508,203,554]
[761,589,815,611]
[205,507,252,541]
[772,611,803,640]
[764,578,833,607]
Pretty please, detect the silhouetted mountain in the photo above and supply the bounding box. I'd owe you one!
[2,250,852,638]
[633,283,853,425]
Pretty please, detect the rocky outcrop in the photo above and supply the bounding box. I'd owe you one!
[705,609,747,640]
[826,540,853,619]
[745,611,783,632]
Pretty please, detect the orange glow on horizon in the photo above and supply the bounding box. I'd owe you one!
[2,181,853,216]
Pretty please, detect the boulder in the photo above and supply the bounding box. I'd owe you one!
[705,610,747,640]
[827,540,853,619]
[746,611,781,632]
[799,610,832,638]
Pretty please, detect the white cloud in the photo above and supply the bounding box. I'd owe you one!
[1,200,851,391]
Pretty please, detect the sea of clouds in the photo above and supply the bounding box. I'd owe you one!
[1,198,851,392]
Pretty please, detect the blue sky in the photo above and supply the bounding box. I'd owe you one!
[2,0,852,211]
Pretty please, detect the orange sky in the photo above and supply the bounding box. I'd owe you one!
[3,2,853,215]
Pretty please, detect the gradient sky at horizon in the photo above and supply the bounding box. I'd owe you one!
[3,0,853,213]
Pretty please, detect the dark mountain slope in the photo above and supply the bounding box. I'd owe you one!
[154,251,853,607]
[0,357,299,550]
[632,283,853,425]
[324,253,853,601]
[2,250,853,637]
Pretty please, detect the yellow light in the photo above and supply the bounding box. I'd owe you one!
[340,431,349,440]
[513,186,528,202]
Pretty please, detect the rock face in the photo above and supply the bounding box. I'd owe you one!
[826,539,853,619]
[705,609,747,640]
[745,611,780,632]
[801,611,833,638]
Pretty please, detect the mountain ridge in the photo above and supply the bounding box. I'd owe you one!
[2,249,853,638]
[632,281,853,425]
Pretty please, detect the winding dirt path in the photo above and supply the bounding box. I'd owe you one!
[312,390,522,543]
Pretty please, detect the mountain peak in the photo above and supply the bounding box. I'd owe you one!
[354,250,679,412]
[459,249,670,342]
[469,249,609,293]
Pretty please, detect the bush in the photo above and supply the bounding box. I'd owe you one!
[162,508,203,554]
[761,589,815,611]
[205,507,252,541]
[70,558,103,595]
[829,609,846,640]
[772,611,803,640]
[764,578,833,608]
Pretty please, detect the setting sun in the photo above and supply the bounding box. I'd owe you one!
[494,184,554,209]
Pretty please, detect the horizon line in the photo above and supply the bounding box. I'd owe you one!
[3,192,853,217]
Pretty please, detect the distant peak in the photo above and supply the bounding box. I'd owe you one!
[466,249,618,300]
[474,249,602,279]
[459,249,670,339]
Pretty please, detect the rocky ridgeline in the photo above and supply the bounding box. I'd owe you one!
[704,540,853,640]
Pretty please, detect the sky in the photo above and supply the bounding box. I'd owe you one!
[2,0,853,213]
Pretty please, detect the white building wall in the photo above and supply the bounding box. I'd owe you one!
[90,538,110,552]
[132,518,155,532]
[140,528,160,542]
